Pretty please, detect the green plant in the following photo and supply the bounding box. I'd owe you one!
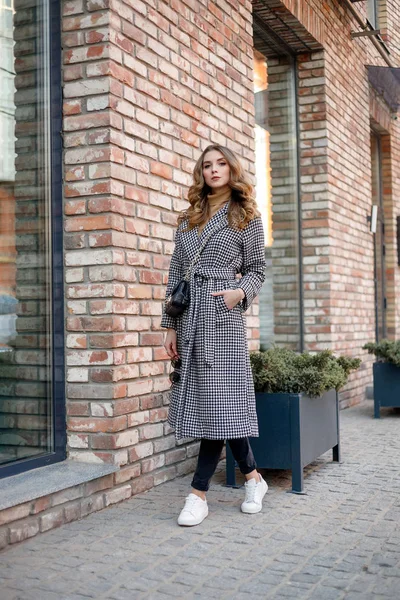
[250,347,361,397]
[363,339,400,367]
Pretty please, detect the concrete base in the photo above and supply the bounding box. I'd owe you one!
[0,460,118,511]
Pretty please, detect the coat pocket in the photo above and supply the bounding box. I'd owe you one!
[214,280,243,323]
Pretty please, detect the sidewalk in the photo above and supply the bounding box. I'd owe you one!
[1,402,399,600]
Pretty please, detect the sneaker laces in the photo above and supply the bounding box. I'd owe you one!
[244,479,257,504]
[183,494,201,515]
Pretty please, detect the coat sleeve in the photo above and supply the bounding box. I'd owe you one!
[160,227,184,330]
[237,216,266,312]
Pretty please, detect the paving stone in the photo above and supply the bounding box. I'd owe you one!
[270,584,312,598]
[0,591,19,600]
[108,589,146,600]
[156,582,193,596]
[0,403,400,600]
[306,588,345,600]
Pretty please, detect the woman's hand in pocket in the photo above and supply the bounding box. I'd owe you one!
[211,288,245,310]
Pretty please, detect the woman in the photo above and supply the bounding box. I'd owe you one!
[161,144,268,527]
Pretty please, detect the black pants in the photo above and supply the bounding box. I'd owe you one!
[191,437,257,492]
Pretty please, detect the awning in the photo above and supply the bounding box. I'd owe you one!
[367,66,400,112]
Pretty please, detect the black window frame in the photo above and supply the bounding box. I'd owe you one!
[0,0,65,480]
[253,27,305,353]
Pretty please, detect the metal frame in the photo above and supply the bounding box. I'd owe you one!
[343,0,392,67]
[253,25,305,353]
[371,131,387,343]
[0,0,65,480]
[253,13,299,58]
[293,58,305,352]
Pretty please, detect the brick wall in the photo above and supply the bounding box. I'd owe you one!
[267,54,303,351]
[297,50,329,353]
[60,0,400,493]
[274,0,400,407]
[62,0,257,493]
[317,0,400,406]
[0,473,120,549]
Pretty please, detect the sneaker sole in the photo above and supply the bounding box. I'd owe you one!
[241,504,263,514]
[177,510,208,527]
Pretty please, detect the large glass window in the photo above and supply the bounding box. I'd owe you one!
[0,0,63,475]
[367,0,379,29]
[254,48,302,351]
[370,131,386,341]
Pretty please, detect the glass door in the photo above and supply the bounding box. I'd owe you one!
[253,46,302,351]
[370,132,386,341]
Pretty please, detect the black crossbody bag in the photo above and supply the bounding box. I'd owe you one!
[164,225,220,318]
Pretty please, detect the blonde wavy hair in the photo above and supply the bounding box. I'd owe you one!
[177,144,260,231]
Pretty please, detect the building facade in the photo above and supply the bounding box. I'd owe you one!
[0,0,399,547]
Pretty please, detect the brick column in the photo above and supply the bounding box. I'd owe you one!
[62,0,258,491]
[297,51,330,352]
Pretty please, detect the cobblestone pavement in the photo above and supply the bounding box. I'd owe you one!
[1,402,400,600]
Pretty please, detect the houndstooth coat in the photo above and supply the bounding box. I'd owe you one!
[161,201,266,440]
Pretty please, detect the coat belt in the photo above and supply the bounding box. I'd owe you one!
[186,266,237,366]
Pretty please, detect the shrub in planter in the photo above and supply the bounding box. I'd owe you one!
[226,347,361,493]
[363,340,400,418]
[250,347,360,396]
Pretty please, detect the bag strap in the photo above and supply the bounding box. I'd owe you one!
[183,222,223,281]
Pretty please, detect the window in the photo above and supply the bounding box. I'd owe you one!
[253,48,302,351]
[367,0,379,29]
[0,0,64,477]
[370,132,386,341]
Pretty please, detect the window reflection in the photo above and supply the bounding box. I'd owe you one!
[370,132,386,341]
[0,0,53,466]
[254,52,273,248]
[254,49,301,351]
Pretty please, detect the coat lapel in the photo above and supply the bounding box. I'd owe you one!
[198,201,230,243]
[180,201,230,262]
[180,226,201,263]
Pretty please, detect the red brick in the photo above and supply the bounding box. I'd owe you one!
[104,485,131,506]
[9,519,40,544]
[64,99,82,115]
[0,504,31,526]
[141,454,165,473]
[32,496,52,515]
[68,415,127,433]
[139,332,164,345]
[138,423,164,441]
[40,507,65,532]
[131,475,155,495]
[114,464,141,484]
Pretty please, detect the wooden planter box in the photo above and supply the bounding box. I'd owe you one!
[226,389,340,493]
[373,362,400,418]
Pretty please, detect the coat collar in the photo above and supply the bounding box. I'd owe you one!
[197,200,230,242]
[181,201,230,261]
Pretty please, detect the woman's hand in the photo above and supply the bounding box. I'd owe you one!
[164,328,179,359]
[211,288,245,310]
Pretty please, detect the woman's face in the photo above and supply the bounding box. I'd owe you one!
[202,150,230,191]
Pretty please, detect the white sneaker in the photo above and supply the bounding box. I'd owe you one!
[241,475,268,514]
[177,493,209,526]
